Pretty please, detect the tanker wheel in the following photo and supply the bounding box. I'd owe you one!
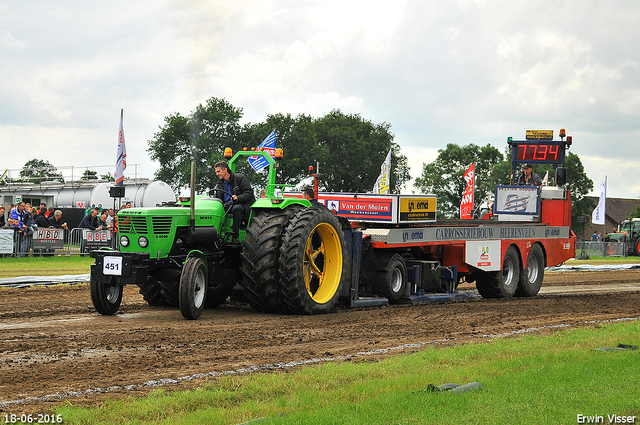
[90,277,123,315]
[516,243,545,297]
[179,257,208,320]
[279,208,347,315]
[240,206,303,313]
[372,253,407,303]
[137,280,168,306]
[475,245,520,299]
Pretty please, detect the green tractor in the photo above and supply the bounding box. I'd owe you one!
[90,148,349,319]
[609,218,640,256]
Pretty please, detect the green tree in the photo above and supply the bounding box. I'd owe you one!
[18,159,64,184]
[563,152,594,236]
[100,172,115,182]
[149,102,410,196]
[237,113,321,191]
[148,97,243,194]
[314,110,409,193]
[414,144,504,218]
[81,169,98,180]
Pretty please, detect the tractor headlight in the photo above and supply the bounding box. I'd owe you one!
[120,235,129,247]
[138,236,149,248]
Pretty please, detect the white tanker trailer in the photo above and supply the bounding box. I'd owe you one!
[0,179,176,210]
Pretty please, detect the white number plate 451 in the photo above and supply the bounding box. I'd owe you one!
[103,256,123,276]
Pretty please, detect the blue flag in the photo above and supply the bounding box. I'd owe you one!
[248,130,276,172]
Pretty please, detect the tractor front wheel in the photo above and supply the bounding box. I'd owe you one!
[179,257,208,320]
[279,208,347,314]
[90,277,123,315]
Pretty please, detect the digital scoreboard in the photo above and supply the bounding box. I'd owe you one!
[509,129,567,165]
[511,141,565,164]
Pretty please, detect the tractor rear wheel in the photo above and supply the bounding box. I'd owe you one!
[475,245,520,299]
[158,280,179,307]
[279,208,347,314]
[516,244,544,297]
[634,237,640,256]
[137,280,169,306]
[240,206,303,313]
[372,253,407,303]
[90,277,123,315]
[179,257,208,320]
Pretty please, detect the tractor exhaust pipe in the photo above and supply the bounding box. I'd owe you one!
[190,161,196,232]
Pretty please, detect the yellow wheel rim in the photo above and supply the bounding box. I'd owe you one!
[303,222,343,304]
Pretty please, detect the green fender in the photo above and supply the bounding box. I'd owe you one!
[185,250,208,277]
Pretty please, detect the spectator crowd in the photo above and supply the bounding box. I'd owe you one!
[1,201,131,257]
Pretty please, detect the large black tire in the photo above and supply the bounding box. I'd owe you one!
[90,277,123,315]
[372,252,407,303]
[179,257,208,320]
[279,208,347,315]
[159,280,179,307]
[516,244,545,297]
[634,237,640,256]
[240,206,303,313]
[475,245,520,299]
[137,280,169,306]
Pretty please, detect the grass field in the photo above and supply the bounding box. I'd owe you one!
[53,320,640,425]
[0,256,93,278]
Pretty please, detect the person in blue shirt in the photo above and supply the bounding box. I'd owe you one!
[213,161,255,244]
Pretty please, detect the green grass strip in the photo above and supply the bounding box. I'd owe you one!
[54,320,640,425]
[0,256,93,278]
[566,256,640,265]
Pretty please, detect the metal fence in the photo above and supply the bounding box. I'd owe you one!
[576,240,627,259]
[0,228,117,257]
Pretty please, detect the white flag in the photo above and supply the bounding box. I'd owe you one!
[591,177,606,225]
[373,149,392,194]
[115,109,127,187]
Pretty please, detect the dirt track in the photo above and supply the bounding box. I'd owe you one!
[1,270,640,414]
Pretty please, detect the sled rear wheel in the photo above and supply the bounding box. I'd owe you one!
[475,245,520,299]
[516,244,544,297]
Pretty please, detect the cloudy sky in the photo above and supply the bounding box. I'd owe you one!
[2,0,639,198]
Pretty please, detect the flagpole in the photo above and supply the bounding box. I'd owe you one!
[472,162,476,216]
[603,176,607,239]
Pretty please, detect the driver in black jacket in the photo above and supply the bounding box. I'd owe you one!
[213,161,255,244]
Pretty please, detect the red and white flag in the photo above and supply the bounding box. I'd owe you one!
[460,162,475,219]
[115,109,127,187]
